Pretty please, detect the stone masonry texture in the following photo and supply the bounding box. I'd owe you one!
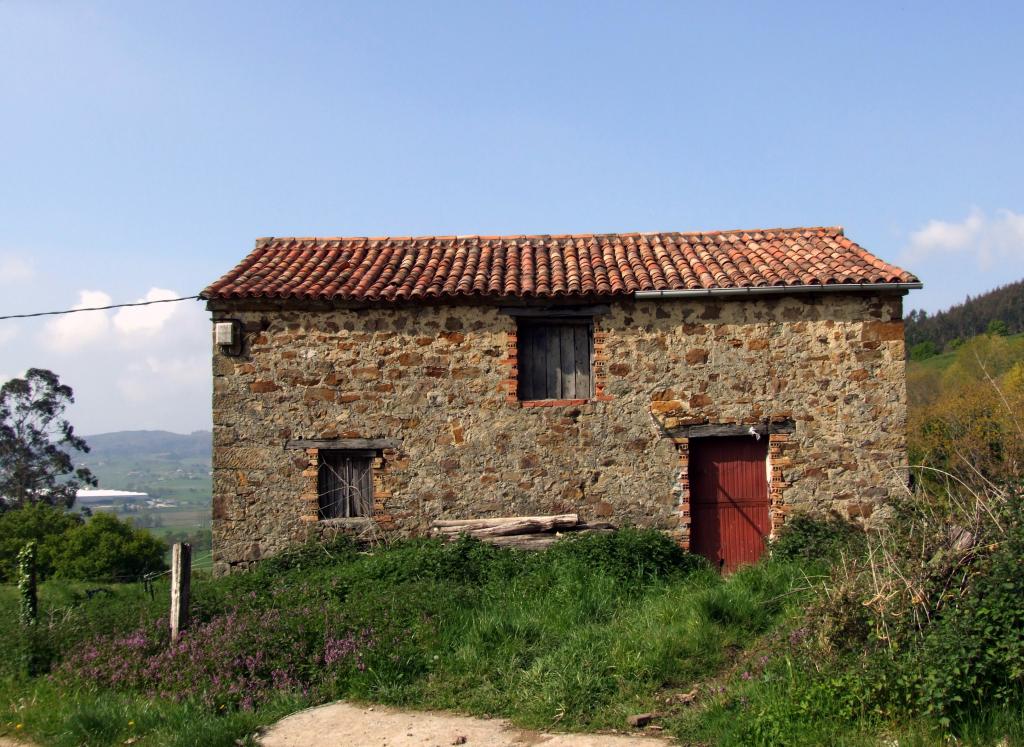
[209,293,908,574]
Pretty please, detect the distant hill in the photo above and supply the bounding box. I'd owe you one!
[906,279,1024,353]
[73,431,212,539]
[75,430,211,497]
[80,430,211,463]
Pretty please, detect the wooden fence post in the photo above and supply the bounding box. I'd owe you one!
[17,541,38,627]
[170,542,191,644]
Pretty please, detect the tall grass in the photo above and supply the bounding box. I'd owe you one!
[1,530,813,745]
[6,511,1018,747]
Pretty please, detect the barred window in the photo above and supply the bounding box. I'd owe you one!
[317,450,373,519]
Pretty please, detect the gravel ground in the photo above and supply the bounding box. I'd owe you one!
[259,702,674,747]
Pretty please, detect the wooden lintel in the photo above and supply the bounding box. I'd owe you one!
[285,438,401,451]
[500,305,609,318]
[665,420,796,440]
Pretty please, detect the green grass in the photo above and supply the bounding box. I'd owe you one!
[0,678,302,747]
[1,531,1020,746]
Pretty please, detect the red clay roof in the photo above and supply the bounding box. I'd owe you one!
[202,226,918,303]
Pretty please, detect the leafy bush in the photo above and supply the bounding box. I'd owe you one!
[911,497,1024,723]
[0,503,83,581]
[0,506,166,583]
[54,512,166,582]
[770,513,864,563]
[543,527,707,583]
[908,334,1024,487]
[761,483,1024,740]
[254,534,359,575]
[910,340,939,360]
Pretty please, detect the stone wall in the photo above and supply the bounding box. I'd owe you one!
[209,293,908,574]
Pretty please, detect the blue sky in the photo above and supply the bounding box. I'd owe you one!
[1,1,1022,433]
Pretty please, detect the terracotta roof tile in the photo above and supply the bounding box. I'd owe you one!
[202,226,918,302]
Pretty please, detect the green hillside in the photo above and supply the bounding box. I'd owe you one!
[908,331,1024,377]
[76,430,212,553]
[906,278,1024,354]
[81,429,210,461]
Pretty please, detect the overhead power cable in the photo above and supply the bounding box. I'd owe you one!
[0,295,200,321]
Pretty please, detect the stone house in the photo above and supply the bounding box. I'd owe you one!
[202,226,920,574]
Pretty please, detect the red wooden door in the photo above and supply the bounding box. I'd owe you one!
[689,437,770,572]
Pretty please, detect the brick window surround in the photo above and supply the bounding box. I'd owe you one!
[501,323,612,406]
[296,443,398,529]
[673,431,792,551]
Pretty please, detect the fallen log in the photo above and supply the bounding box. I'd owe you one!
[429,513,616,550]
[431,513,578,531]
[433,515,581,538]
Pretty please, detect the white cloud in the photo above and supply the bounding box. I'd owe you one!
[902,208,1024,270]
[117,353,208,405]
[41,290,112,352]
[112,287,184,336]
[0,325,17,347]
[27,288,211,432]
[0,254,34,285]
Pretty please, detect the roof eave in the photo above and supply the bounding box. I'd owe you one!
[634,282,922,300]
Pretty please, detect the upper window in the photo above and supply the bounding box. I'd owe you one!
[317,450,373,519]
[517,319,593,400]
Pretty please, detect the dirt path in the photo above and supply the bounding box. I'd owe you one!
[259,702,673,747]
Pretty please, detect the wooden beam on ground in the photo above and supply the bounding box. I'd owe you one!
[431,514,579,535]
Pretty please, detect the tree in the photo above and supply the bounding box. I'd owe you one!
[55,512,166,581]
[987,319,1009,337]
[910,340,939,361]
[0,368,97,511]
[0,502,83,581]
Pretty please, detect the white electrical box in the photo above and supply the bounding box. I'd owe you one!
[214,322,237,346]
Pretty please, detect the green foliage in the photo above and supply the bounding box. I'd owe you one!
[987,318,1010,336]
[908,333,1024,486]
[3,530,810,745]
[742,485,1024,743]
[0,505,165,584]
[0,368,97,511]
[0,678,300,747]
[543,526,708,583]
[911,499,1024,722]
[17,541,38,626]
[54,512,167,582]
[906,278,1024,352]
[0,502,83,581]
[3,513,1022,746]
[770,513,865,563]
[910,340,939,360]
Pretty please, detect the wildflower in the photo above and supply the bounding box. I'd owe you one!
[15,724,23,730]
[741,671,752,680]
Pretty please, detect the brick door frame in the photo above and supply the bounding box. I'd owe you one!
[673,429,793,552]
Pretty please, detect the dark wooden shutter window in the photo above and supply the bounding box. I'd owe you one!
[517,319,593,400]
[317,450,373,519]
